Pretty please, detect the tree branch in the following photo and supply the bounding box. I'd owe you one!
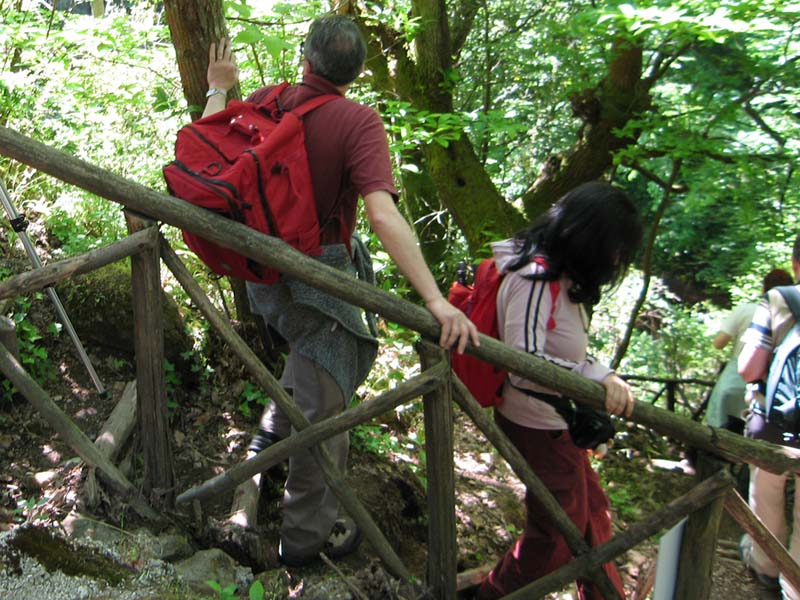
[624,161,688,193]
[743,102,787,147]
[449,0,482,60]
[644,42,693,85]
[611,159,683,369]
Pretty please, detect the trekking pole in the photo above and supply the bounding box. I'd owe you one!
[0,178,107,398]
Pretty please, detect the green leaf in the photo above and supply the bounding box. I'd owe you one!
[235,27,265,45]
[249,580,265,600]
[263,35,295,60]
[225,1,252,18]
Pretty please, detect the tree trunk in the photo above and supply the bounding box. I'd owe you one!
[411,0,524,248]
[521,39,651,217]
[90,0,104,18]
[355,4,650,253]
[163,0,239,121]
[359,0,523,253]
[424,138,525,250]
[164,0,260,328]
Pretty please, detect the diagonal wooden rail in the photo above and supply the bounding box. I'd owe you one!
[0,227,155,300]
[504,469,735,599]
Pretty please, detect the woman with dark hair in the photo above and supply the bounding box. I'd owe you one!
[477,181,642,599]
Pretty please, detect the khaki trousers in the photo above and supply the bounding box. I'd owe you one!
[259,351,348,559]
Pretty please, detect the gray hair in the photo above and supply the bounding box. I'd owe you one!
[304,15,366,86]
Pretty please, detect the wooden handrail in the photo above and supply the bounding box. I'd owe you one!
[3,125,798,597]
[0,227,156,300]
[0,124,798,476]
[504,469,735,599]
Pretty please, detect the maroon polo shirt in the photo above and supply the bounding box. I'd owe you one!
[247,74,397,245]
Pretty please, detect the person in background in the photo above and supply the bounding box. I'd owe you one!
[738,236,800,596]
[706,268,793,431]
[200,16,479,567]
[477,181,641,599]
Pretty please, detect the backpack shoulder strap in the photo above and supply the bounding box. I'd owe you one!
[291,93,341,117]
[775,285,800,322]
[256,82,290,108]
[470,259,503,307]
[253,83,338,116]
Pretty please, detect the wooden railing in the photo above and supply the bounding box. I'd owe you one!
[2,124,800,599]
[622,374,716,420]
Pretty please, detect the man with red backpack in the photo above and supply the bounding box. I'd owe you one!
[200,16,478,567]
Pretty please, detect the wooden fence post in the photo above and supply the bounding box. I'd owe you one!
[666,380,677,413]
[674,453,727,599]
[125,213,174,509]
[418,341,457,600]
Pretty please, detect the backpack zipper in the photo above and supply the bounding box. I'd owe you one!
[184,125,233,164]
[243,149,279,237]
[170,160,245,223]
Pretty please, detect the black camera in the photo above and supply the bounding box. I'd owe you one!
[568,404,615,450]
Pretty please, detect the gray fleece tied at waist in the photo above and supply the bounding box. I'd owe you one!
[246,240,378,401]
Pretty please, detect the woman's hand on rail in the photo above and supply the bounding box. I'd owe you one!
[601,373,634,417]
[425,295,480,355]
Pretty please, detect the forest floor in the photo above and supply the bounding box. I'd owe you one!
[0,277,784,599]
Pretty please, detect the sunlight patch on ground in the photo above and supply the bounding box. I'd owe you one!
[40,444,61,464]
[454,451,494,475]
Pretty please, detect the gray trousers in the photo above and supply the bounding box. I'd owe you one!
[259,351,348,558]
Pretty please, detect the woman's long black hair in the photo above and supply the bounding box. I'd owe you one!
[508,181,642,305]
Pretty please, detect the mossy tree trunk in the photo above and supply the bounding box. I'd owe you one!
[350,2,655,253]
[520,38,652,218]
[351,0,523,254]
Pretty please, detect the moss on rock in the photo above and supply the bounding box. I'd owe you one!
[58,261,193,375]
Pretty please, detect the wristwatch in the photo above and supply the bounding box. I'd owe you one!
[206,88,227,98]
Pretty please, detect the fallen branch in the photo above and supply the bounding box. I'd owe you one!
[0,342,160,523]
[85,381,138,508]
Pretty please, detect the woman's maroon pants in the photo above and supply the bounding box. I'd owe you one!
[477,411,625,599]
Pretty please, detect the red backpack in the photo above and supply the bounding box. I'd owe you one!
[448,257,559,407]
[163,83,340,284]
